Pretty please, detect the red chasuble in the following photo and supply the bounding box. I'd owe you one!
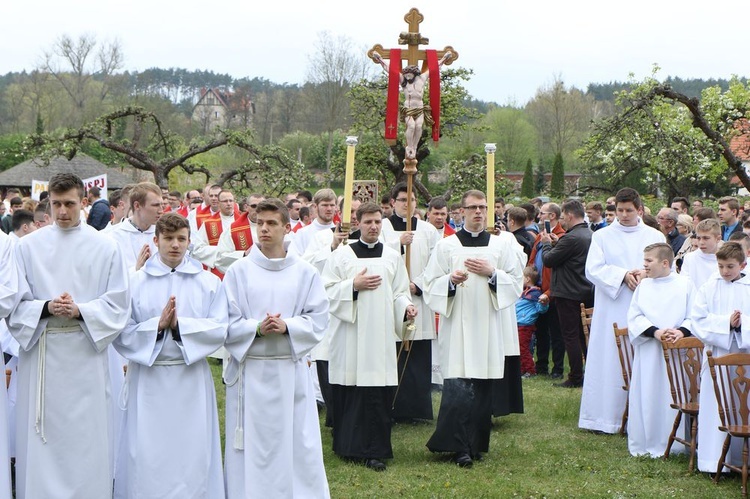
[229,212,254,253]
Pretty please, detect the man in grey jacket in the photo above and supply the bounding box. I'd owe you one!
[540,199,594,388]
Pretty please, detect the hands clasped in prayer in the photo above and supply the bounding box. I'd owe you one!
[259,313,287,335]
[731,310,743,329]
[47,292,80,319]
[158,296,178,331]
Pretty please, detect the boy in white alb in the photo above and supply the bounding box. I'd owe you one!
[627,243,693,458]
[113,213,227,499]
[680,218,720,289]
[691,242,750,472]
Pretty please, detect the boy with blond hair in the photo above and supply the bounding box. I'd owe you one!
[627,243,693,457]
[681,218,721,289]
[692,242,750,472]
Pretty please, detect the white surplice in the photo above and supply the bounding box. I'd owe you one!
[322,242,412,386]
[691,273,750,472]
[0,232,19,499]
[214,221,257,275]
[381,217,440,342]
[9,223,130,499]
[223,244,330,499]
[626,273,693,458]
[422,231,525,379]
[113,255,227,499]
[291,218,335,258]
[106,218,157,473]
[191,212,235,269]
[579,220,664,434]
[680,250,716,290]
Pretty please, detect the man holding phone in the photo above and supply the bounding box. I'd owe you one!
[526,203,566,381]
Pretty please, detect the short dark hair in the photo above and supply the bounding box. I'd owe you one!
[518,202,537,223]
[390,182,410,201]
[297,190,313,203]
[428,197,448,211]
[605,204,616,212]
[11,209,34,231]
[693,207,716,222]
[88,186,101,198]
[561,199,585,219]
[671,197,689,211]
[256,198,289,224]
[717,241,746,264]
[299,206,310,219]
[494,197,505,206]
[155,212,190,236]
[9,197,22,207]
[380,194,391,205]
[286,198,301,209]
[729,231,750,243]
[169,190,181,199]
[356,202,383,222]
[615,188,642,210]
[109,189,123,207]
[507,207,527,226]
[48,173,84,199]
[35,200,50,216]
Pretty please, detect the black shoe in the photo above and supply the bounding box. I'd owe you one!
[453,453,473,468]
[472,452,484,462]
[554,380,583,388]
[550,372,564,379]
[364,458,386,471]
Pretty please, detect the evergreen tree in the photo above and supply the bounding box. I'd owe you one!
[535,164,546,195]
[35,114,44,135]
[551,152,565,197]
[521,158,534,197]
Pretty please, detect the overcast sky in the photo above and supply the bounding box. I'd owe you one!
[2,1,747,104]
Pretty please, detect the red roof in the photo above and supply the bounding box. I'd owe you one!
[730,119,750,161]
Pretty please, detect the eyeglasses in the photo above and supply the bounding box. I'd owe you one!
[395,198,411,203]
[463,205,488,211]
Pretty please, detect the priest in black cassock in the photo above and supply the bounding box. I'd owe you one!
[322,202,416,471]
[423,190,525,468]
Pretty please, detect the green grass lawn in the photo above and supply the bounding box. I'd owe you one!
[209,361,740,498]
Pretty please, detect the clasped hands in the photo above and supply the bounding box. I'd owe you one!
[450,258,494,285]
[654,328,685,343]
[47,292,80,319]
[258,313,287,335]
[624,269,645,291]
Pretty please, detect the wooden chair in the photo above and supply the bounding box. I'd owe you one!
[707,351,750,498]
[580,303,593,349]
[613,323,634,435]
[661,337,704,472]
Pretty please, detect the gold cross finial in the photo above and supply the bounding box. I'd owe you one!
[368,8,458,68]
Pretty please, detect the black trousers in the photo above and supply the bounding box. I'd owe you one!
[392,339,433,421]
[315,360,334,427]
[555,296,592,384]
[534,302,565,375]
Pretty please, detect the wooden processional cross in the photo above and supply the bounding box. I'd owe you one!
[367,7,458,274]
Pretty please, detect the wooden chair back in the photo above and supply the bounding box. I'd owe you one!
[706,351,750,494]
[580,303,593,348]
[707,351,750,431]
[613,323,633,392]
[661,337,703,472]
[661,337,703,411]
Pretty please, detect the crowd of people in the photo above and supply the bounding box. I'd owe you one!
[0,173,747,498]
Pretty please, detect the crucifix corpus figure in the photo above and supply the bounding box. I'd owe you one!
[373,51,452,160]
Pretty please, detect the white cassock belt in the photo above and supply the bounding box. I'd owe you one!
[118,357,187,410]
[225,354,293,451]
[37,319,82,443]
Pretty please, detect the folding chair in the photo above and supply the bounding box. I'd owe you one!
[580,303,593,349]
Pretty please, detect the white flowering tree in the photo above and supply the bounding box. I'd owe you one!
[579,70,750,200]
